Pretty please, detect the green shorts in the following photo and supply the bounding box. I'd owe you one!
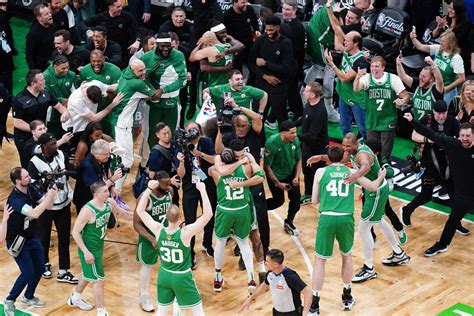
[315,214,354,258]
[78,248,104,282]
[361,181,389,223]
[136,236,159,266]
[157,268,201,308]
[147,97,180,148]
[214,205,251,240]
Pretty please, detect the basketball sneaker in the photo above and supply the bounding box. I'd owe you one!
[300,195,312,206]
[424,242,448,257]
[201,244,215,257]
[456,224,470,236]
[284,220,300,236]
[42,263,52,279]
[342,288,355,311]
[352,265,377,283]
[139,294,155,312]
[309,295,320,315]
[57,271,79,284]
[213,278,224,292]
[248,280,257,295]
[21,296,45,307]
[399,206,411,227]
[382,251,410,266]
[97,308,109,316]
[67,293,93,310]
[397,229,408,244]
[3,299,15,316]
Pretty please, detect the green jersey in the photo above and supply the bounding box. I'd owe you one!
[349,144,380,181]
[335,51,367,108]
[217,165,251,209]
[79,62,122,112]
[318,164,354,214]
[434,52,456,86]
[412,84,436,120]
[82,201,111,252]
[209,83,265,112]
[109,67,155,131]
[207,43,233,88]
[146,191,172,226]
[306,6,333,67]
[366,73,397,131]
[43,64,77,123]
[158,228,191,271]
[141,48,187,104]
[264,134,301,180]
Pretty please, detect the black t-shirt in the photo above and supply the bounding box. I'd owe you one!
[52,46,91,74]
[158,20,194,46]
[409,78,443,100]
[223,6,259,47]
[6,187,42,242]
[148,143,180,175]
[25,22,57,71]
[12,89,58,140]
[300,100,329,152]
[53,9,70,31]
[222,128,261,164]
[181,137,216,192]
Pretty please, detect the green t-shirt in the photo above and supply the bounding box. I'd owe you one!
[264,134,301,180]
[318,164,354,214]
[366,73,397,131]
[43,64,77,122]
[158,228,191,271]
[335,50,367,108]
[207,43,233,88]
[217,165,251,209]
[79,62,122,112]
[209,83,265,111]
[81,201,111,252]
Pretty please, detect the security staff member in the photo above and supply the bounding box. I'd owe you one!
[4,167,57,316]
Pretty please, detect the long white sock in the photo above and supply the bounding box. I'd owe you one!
[190,303,205,316]
[377,218,402,253]
[258,261,266,273]
[139,265,151,296]
[359,220,374,269]
[172,299,182,316]
[236,238,254,281]
[157,304,170,316]
[214,238,226,277]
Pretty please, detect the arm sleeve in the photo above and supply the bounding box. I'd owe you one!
[429,45,440,56]
[25,32,37,69]
[148,149,164,172]
[248,86,265,100]
[79,163,100,187]
[143,0,151,14]
[451,54,465,74]
[162,53,187,93]
[352,58,368,72]
[410,77,420,91]
[359,74,370,90]
[391,75,406,95]
[284,270,307,293]
[202,137,216,155]
[12,97,24,119]
[263,140,275,165]
[299,109,326,147]
[411,119,455,150]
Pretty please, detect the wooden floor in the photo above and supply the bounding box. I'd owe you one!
[0,116,473,316]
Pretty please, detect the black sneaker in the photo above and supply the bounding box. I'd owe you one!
[238,255,246,271]
[233,244,241,257]
[284,220,300,236]
[201,245,215,257]
[352,265,377,283]
[456,224,470,236]
[399,206,411,227]
[57,271,79,284]
[309,295,320,315]
[43,263,52,279]
[424,242,448,257]
[342,287,355,311]
[382,251,410,266]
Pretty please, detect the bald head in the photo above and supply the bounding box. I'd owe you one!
[200,31,219,46]
[343,132,358,144]
[166,204,181,223]
[130,59,147,79]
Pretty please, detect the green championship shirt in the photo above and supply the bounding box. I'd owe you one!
[158,228,191,271]
[209,83,265,111]
[264,134,301,180]
[318,164,355,214]
[216,165,251,210]
[141,48,187,103]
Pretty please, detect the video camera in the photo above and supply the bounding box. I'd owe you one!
[175,127,199,153]
[401,154,422,175]
[217,92,241,134]
[32,170,74,193]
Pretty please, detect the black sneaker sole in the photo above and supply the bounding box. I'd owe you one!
[352,273,377,283]
[399,207,411,227]
[42,274,52,279]
[57,278,79,284]
[456,229,470,236]
[424,248,448,257]
[342,298,355,311]
[382,257,410,266]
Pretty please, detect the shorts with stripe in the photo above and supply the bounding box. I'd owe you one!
[78,248,104,282]
[361,181,389,223]
[214,204,251,240]
[136,236,159,266]
[315,214,354,258]
[157,268,201,308]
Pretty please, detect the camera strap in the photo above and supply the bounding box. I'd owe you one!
[152,144,177,171]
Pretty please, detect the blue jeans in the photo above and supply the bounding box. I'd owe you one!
[6,237,45,301]
[339,99,367,140]
[443,87,458,108]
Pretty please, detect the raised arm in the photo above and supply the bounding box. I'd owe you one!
[396,55,413,87]
[135,180,164,237]
[410,31,430,53]
[214,154,248,176]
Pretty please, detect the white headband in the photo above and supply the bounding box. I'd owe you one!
[156,38,172,43]
[210,24,226,33]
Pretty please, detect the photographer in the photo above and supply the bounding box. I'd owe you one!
[401,101,469,235]
[147,122,185,206]
[404,113,474,257]
[215,100,270,261]
[27,133,78,283]
[74,139,121,225]
[179,122,217,266]
[4,167,57,315]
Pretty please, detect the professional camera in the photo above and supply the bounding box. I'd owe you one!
[32,170,68,193]
[401,154,421,175]
[116,162,131,174]
[175,127,199,153]
[217,92,241,134]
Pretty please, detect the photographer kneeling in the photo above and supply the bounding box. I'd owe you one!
[178,122,217,267]
[214,98,270,278]
[400,101,469,235]
[4,167,58,315]
[27,133,78,283]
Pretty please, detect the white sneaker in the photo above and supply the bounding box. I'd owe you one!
[139,294,155,312]
[67,294,93,311]
[97,308,109,316]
